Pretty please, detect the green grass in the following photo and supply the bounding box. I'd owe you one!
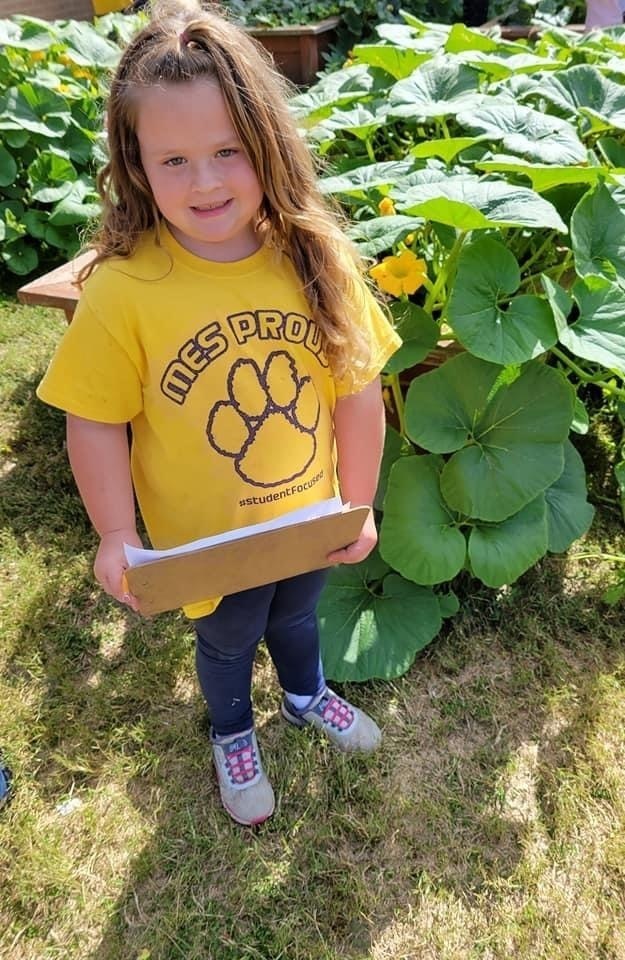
[1,296,625,959]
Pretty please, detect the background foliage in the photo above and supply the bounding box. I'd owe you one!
[287,16,625,678]
[0,13,140,279]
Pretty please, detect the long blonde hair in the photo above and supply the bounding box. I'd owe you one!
[84,0,371,378]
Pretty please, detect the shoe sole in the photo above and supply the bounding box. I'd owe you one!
[223,797,275,827]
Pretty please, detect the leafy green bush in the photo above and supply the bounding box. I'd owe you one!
[293,17,625,679]
[0,13,139,280]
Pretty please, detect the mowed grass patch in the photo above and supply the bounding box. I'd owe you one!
[1,298,624,960]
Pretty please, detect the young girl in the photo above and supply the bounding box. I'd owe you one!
[37,0,401,826]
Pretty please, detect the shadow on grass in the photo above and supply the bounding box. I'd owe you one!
[3,375,625,959]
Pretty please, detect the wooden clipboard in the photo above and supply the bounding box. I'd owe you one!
[125,506,369,616]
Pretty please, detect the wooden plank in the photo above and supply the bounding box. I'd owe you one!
[0,0,93,18]
[17,250,95,318]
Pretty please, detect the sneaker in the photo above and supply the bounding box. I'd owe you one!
[281,687,381,754]
[211,727,275,826]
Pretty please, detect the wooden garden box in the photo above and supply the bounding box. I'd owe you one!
[246,16,339,87]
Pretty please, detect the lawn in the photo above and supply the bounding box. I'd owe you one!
[1,295,624,960]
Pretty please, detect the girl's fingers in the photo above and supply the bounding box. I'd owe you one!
[327,536,376,565]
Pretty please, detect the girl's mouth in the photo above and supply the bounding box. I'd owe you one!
[191,199,232,216]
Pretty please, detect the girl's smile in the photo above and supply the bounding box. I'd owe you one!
[136,79,264,262]
[192,199,232,215]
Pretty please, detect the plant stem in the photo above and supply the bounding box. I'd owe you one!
[520,231,556,275]
[551,345,625,400]
[385,372,406,436]
[424,230,467,316]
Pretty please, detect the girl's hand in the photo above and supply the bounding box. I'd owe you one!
[94,528,142,612]
[327,508,377,566]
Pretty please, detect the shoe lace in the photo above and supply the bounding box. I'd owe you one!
[223,735,259,786]
[317,694,354,732]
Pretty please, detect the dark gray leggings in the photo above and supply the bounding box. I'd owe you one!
[192,569,326,736]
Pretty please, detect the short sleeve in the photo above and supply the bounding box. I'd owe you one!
[37,290,143,423]
[333,276,402,398]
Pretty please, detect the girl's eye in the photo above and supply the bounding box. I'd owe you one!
[217,148,237,158]
[164,157,185,167]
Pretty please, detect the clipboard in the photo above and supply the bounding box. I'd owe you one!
[125,505,369,616]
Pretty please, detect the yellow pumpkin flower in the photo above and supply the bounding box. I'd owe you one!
[378,197,396,217]
[369,250,428,298]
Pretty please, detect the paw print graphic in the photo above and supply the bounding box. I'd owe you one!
[206,351,321,487]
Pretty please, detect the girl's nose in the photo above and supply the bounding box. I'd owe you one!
[191,159,222,192]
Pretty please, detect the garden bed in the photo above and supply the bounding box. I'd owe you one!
[247,15,339,86]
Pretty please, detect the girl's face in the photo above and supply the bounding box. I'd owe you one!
[135,78,264,262]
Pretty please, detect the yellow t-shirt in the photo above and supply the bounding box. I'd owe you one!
[37,226,400,616]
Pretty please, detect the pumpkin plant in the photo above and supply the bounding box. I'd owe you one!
[304,17,625,680]
[0,13,140,279]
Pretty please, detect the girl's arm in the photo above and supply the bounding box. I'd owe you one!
[66,414,142,610]
[327,376,385,565]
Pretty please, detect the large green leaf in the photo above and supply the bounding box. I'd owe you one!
[380,453,555,589]
[394,172,566,231]
[570,183,625,286]
[456,102,586,164]
[0,83,69,137]
[352,43,429,79]
[377,21,449,52]
[406,353,501,454]
[318,558,442,681]
[319,160,415,197]
[291,64,384,120]
[313,102,389,142]
[54,120,99,167]
[533,65,625,131]
[380,455,467,585]
[445,22,503,53]
[562,276,625,375]
[384,301,440,374]
[476,158,615,193]
[0,16,58,50]
[544,440,594,553]
[448,237,557,364]
[405,354,574,521]
[1,237,38,275]
[48,177,100,226]
[447,237,557,364]
[56,20,122,69]
[411,136,487,164]
[347,214,423,256]
[28,151,77,198]
[454,51,558,81]
[468,495,548,586]
[388,58,481,119]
